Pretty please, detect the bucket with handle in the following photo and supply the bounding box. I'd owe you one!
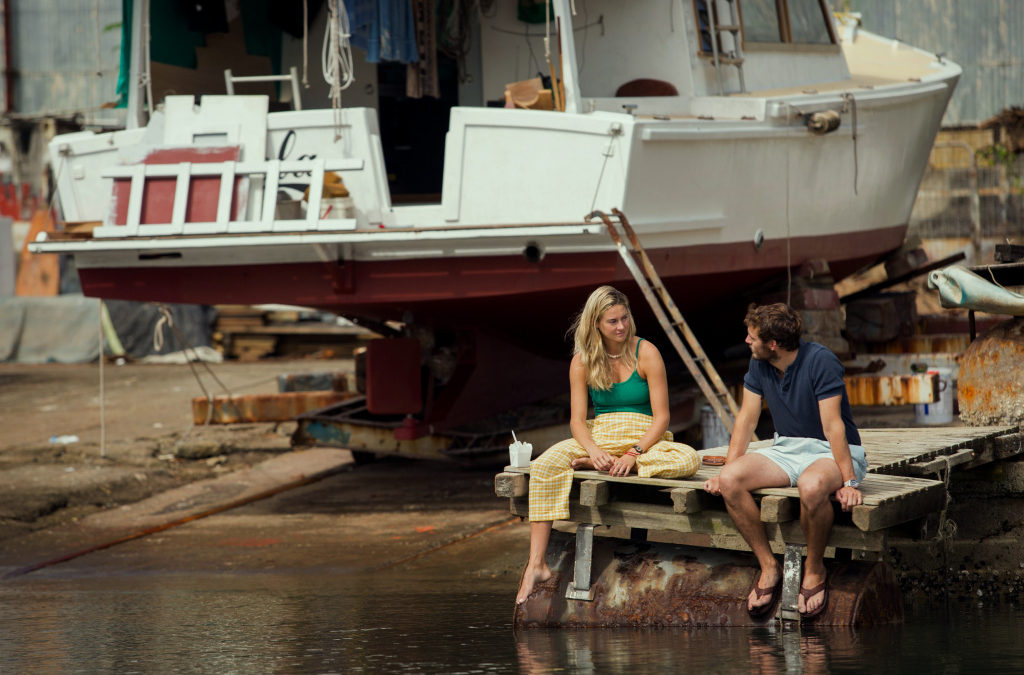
[914,367,954,425]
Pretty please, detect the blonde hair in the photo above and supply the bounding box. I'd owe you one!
[570,286,636,391]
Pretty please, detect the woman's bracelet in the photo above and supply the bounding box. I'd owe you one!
[626,445,643,457]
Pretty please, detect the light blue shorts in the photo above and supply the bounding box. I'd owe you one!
[751,435,868,487]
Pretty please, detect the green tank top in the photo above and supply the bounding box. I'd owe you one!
[589,339,653,416]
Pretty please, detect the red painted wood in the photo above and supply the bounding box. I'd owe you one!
[111,146,242,226]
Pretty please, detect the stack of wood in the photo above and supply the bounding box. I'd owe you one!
[760,259,849,356]
[214,305,274,360]
[213,305,380,360]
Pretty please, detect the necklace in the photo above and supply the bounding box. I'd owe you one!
[607,352,623,359]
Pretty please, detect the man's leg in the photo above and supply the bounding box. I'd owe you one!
[718,454,791,612]
[795,458,843,615]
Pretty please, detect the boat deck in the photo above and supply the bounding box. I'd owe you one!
[495,425,1022,558]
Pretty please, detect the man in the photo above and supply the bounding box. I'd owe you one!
[703,303,867,619]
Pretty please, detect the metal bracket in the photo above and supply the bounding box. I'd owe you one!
[778,544,803,621]
[565,523,596,601]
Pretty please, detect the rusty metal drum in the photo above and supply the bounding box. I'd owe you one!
[515,532,903,627]
[959,318,1024,426]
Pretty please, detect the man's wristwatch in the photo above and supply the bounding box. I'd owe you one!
[843,479,860,489]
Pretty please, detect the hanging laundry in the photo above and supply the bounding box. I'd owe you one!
[407,0,440,98]
[345,0,419,64]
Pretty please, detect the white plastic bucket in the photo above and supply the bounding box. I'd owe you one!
[914,367,955,425]
[701,404,731,449]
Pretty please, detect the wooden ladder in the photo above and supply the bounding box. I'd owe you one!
[703,0,746,95]
[590,208,753,440]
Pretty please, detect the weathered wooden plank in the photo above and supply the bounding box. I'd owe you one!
[667,487,708,514]
[760,495,798,523]
[507,498,887,551]
[494,472,527,498]
[851,482,948,531]
[903,448,976,477]
[580,479,610,506]
[961,431,1024,471]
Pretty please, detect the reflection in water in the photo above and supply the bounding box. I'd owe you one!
[3,574,1024,673]
[513,625,875,674]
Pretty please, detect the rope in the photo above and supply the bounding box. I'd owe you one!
[589,133,615,213]
[785,148,792,305]
[98,299,106,458]
[933,455,958,567]
[302,0,310,88]
[842,93,859,195]
[323,0,355,140]
[152,304,232,425]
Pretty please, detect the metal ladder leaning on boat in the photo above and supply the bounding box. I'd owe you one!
[587,208,754,443]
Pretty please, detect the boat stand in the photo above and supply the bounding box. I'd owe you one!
[564,524,596,601]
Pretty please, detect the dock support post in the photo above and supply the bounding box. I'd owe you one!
[779,544,803,621]
[565,523,597,601]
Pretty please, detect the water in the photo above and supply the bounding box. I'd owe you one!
[3,572,1024,673]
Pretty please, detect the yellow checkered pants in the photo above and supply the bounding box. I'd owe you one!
[528,412,700,522]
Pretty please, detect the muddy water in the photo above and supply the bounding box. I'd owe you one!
[3,571,1024,673]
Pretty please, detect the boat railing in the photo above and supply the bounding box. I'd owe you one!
[93,157,363,239]
[224,66,302,111]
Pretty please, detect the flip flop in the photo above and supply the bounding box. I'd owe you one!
[799,574,829,619]
[747,573,783,618]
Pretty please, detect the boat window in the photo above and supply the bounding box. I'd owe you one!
[695,0,835,54]
[786,0,833,44]
[740,0,783,43]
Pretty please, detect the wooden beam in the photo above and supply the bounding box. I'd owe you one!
[507,498,887,551]
[580,480,610,506]
[903,448,976,477]
[760,495,798,523]
[667,487,708,514]
[851,482,947,531]
[494,472,527,498]
[962,431,1024,470]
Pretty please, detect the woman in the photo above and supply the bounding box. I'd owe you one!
[516,286,700,605]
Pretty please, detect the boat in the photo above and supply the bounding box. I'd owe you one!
[31,0,961,440]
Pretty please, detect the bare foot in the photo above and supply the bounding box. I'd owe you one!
[748,565,782,614]
[571,457,595,470]
[516,565,552,605]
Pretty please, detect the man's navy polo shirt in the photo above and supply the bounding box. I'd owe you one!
[743,340,861,445]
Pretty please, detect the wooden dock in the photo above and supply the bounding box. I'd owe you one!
[498,424,1023,623]
[496,425,1022,560]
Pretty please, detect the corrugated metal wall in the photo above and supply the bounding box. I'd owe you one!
[7,0,122,123]
[850,0,1023,126]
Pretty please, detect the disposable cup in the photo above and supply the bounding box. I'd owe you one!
[509,441,533,467]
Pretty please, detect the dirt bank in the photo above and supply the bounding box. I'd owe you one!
[0,358,355,541]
